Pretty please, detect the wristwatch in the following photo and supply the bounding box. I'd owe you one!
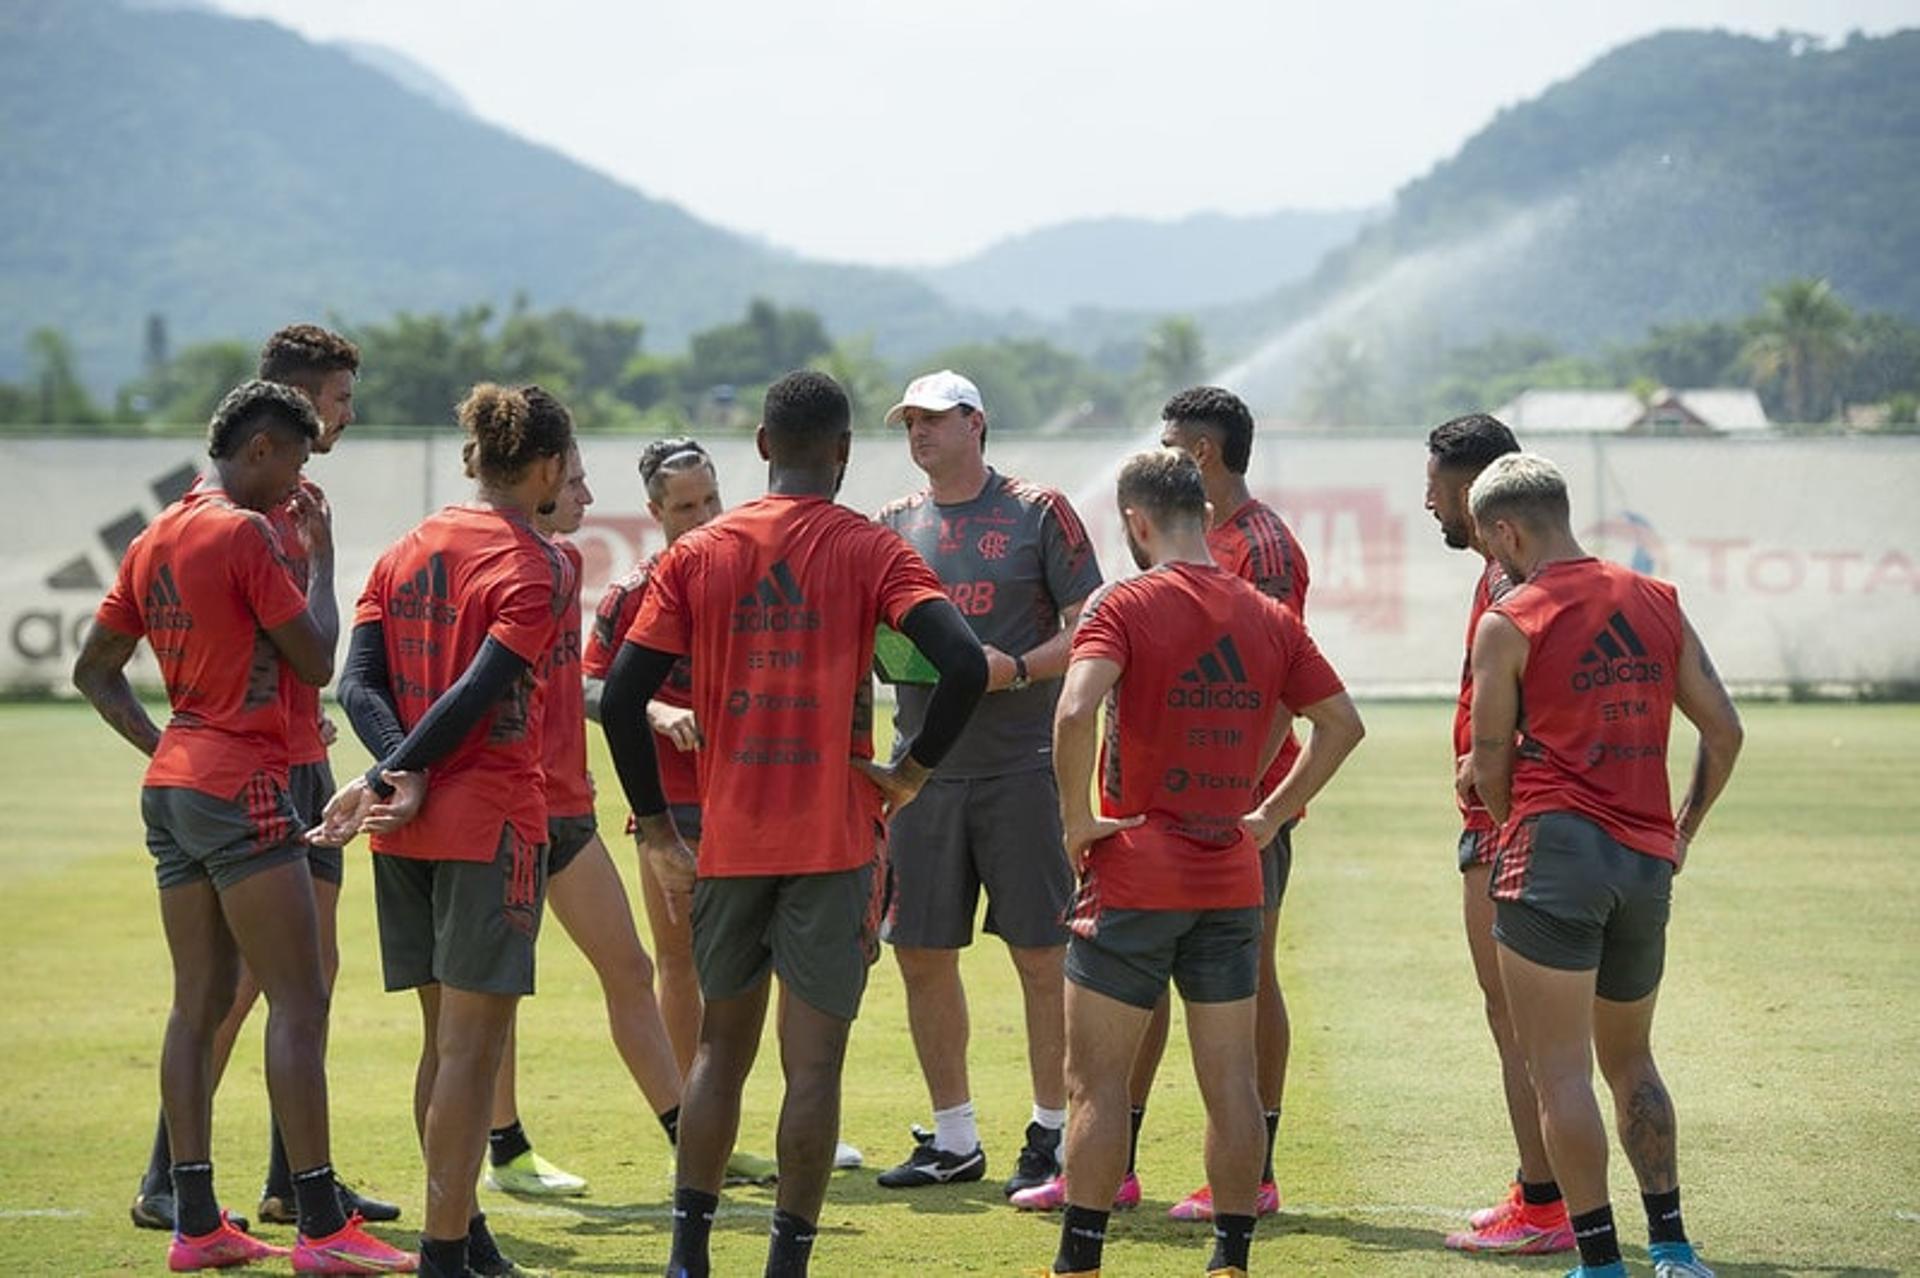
[1010,653,1031,691]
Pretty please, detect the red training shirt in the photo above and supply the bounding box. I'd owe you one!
[584,553,701,809]
[1069,561,1345,913]
[1207,498,1311,799]
[626,494,947,877]
[1489,557,1684,866]
[96,487,309,800]
[265,479,330,767]
[539,537,594,820]
[1455,556,1517,833]
[354,504,569,862]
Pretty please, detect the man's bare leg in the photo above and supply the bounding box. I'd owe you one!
[1463,865,1553,1183]
[637,837,702,1078]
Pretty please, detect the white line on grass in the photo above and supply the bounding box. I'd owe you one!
[0,1208,86,1219]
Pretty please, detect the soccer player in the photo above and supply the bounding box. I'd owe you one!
[873,369,1102,1198]
[1044,448,1363,1278]
[129,323,399,1233]
[1115,386,1311,1221]
[479,442,688,1199]
[320,383,576,1278]
[579,437,781,1186]
[73,380,412,1273]
[1422,413,1575,1253]
[1467,453,1742,1278]
[599,370,987,1278]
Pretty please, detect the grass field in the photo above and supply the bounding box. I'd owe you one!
[0,700,1915,1276]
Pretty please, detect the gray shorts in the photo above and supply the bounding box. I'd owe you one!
[1261,821,1296,909]
[288,760,343,886]
[1491,811,1673,1003]
[142,780,310,893]
[1457,826,1500,873]
[883,770,1073,949]
[547,813,599,877]
[1065,906,1262,1010]
[373,825,548,996]
[692,862,882,1021]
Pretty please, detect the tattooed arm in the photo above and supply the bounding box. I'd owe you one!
[1671,612,1744,869]
[72,622,161,757]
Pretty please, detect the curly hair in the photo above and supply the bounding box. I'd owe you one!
[207,380,321,459]
[457,383,574,486]
[1162,385,1256,475]
[763,370,850,453]
[258,323,360,388]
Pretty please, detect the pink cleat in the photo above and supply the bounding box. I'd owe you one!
[1168,1181,1280,1222]
[1468,1181,1523,1231]
[1009,1172,1143,1212]
[292,1214,418,1274]
[1445,1198,1574,1254]
[168,1213,291,1271]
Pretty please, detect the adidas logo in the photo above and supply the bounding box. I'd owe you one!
[1167,634,1264,710]
[731,559,820,634]
[42,461,201,594]
[142,564,194,632]
[388,552,458,624]
[1571,609,1663,692]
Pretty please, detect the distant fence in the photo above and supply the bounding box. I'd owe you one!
[3,430,1917,695]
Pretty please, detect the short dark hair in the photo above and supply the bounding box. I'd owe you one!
[456,383,573,486]
[1162,386,1255,475]
[638,436,713,501]
[1116,448,1208,528]
[259,323,360,388]
[207,380,320,459]
[763,370,850,454]
[1427,413,1519,473]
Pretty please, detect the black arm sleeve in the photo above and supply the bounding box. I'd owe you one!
[600,640,680,819]
[338,622,407,760]
[368,637,530,792]
[898,598,988,769]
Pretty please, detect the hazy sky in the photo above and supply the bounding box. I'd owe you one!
[215,0,1913,267]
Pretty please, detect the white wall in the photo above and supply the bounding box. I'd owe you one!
[4,431,1916,693]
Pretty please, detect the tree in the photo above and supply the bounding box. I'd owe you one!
[810,338,896,429]
[131,339,256,425]
[685,299,830,393]
[1742,278,1854,424]
[1139,316,1206,400]
[1296,333,1381,427]
[25,327,103,427]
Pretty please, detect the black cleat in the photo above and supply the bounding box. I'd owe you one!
[130,1187,249,1234]
[876,1125,986,1188]
[259,1175,400,1226]
[1003,1121,1062,1197]
[468,1210,544,1276]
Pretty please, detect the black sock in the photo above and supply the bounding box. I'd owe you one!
[1261,1109,1280,1183]
[1126,1106,1144,1175]
[1053,1204,1108,1275]
[170,1162,220,1237]
[291,1163,347,1238]
[1521,1178,1563,1207]
[488,1120,531,1168]
[668,1187,719,1278]
[142,1111,172,1194]
[467,1212,505,1268]
[1642,1187,1686,1245]
[1210,1212,1257,1272]
[764,1208,817,1277]
[1571,1204,1622,1269]
[264,1119,292,1198]
[419,1235,467,1278]
[658,1106,681,1147]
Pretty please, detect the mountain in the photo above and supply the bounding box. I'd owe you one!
[920,208,1374,319]
[0,0,1007,387]
[334,40,473,117]
[1208,28,1920,414]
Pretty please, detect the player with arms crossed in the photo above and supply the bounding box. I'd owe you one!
[1467,453,1742,1278]
[875,369,1103,1198]
[599,371,987,1278]
[1044,449,1364,1278]
[321,384,575,1278]
[1422,413,1575,1253]
[74,381,411,1273]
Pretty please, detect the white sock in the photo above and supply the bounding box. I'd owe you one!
[931,1100,979,1154]
[1031,1103,1067,1132]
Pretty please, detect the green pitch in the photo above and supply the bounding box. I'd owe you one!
[0,701,1914,1275]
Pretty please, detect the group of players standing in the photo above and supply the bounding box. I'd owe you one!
[75,323,1744,1278]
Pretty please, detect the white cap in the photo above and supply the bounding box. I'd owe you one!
[884,369,984,425]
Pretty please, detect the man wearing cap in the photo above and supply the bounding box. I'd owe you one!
[873,371,1105,1199]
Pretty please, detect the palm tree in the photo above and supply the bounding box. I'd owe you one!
[1742,278,1854,424]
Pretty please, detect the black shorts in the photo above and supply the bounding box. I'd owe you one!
[883,770,1073,949]
[1457,826,1500,873]
[625,804,704,846]
[1261,821,1296,909]
[547,814,599,877]
[1491,811,1673,1003]
[142,780,310,893]
[691,861,882,1021]
[1065,906,1262,1010]
[373,825,548,996]
[288,760,343,886]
